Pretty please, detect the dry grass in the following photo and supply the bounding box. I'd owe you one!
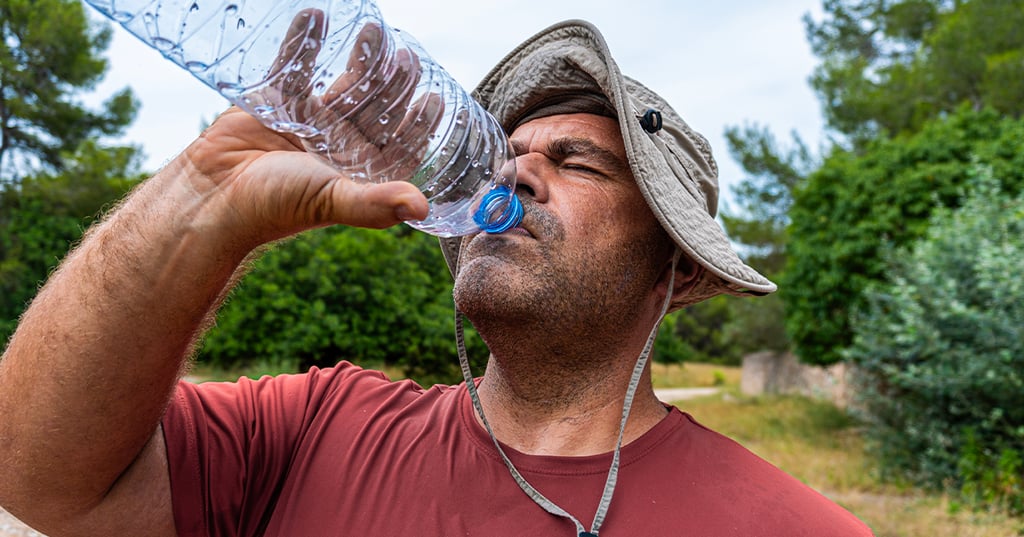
[650,361,741,389]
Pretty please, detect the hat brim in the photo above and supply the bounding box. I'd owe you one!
[440,20,776,310]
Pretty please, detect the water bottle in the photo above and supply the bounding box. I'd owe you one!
[84,0,523,237]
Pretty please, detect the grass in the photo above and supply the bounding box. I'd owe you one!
[651,361,1024,537]
[650,361,741,388]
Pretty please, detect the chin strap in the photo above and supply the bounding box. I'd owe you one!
[455,250,681,536]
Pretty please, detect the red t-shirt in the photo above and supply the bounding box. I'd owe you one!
[162,363,873,536]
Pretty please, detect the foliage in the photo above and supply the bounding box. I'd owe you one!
[0,0,137,180]
[721,123,814,276]
[0,140,142,341]
[720,292,790,356]
[655,296,741,365]
[804,0,1024,146]
[197,225,489,386]
[846,164,1024,514]
[716,125,815,357]
[784,107,1024,365]
[717,0,1024,366]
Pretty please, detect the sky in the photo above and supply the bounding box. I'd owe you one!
[84,0,827,211]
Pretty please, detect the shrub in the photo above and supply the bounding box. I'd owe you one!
[847,163,1024,513]
[197,225,488,386]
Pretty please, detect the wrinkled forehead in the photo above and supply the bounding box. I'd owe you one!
[509,112,622,148]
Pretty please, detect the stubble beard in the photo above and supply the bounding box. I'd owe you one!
[452,218,671,379]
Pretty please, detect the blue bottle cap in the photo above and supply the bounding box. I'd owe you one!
[473,185,523,234]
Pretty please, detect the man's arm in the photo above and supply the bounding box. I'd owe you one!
[0,108,428,536]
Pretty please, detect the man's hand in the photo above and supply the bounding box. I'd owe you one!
[178,10,439,249]
[180,106,428,248]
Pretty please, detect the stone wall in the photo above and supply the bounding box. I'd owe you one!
[740,351,854,408]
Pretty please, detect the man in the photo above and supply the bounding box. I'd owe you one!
[0,19,872,536]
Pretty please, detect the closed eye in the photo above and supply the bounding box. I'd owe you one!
[549,137,629,180]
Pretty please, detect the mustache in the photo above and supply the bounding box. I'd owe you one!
[520,198,564,241]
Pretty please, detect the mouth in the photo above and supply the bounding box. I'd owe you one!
[503,224,534,238]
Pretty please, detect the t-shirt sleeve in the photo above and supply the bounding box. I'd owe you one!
[160,364,393,537]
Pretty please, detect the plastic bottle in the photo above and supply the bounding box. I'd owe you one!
[84,0,523,237]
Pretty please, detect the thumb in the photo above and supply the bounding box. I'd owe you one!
[331,179,429,229]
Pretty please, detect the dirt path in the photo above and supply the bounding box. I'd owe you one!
[655,387,721,402]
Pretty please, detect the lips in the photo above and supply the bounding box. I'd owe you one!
[505,224,533,238]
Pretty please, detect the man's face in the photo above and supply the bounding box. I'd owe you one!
[453,113,673,333]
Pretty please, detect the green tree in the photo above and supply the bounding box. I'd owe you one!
[847,164,1024,513]
[0,141,143,340]
[0,0,143,343]
[778,0,1024,364]
[722,124,813,276]
[805,0,1024,146]
[0,0,137,180]
[785,107,1024,365]
[198,226,488,386]
[716,125,815,357]
[656,297,741,365]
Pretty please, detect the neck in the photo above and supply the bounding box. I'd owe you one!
[470,313,669,457]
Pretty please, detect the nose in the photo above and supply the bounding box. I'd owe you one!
[512,152,550,204]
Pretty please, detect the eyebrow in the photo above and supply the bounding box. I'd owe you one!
[511,136,631,177]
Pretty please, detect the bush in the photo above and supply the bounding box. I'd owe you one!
[654,296,742,365]
[784,107,1024,365]
[197,225,488,386]
[847,163,1024,513]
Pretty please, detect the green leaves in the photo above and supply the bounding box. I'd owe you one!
[0,140,142,340]
[804,0,1024,145]
[197,226,488,386]
[0,0,138,178]
[784,106,1024,365]
[846,164,1024,510]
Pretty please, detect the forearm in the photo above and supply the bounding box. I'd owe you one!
[0,105,427,531]
[0,156,253,518]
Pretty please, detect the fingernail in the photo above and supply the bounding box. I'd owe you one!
[395,205,415,221]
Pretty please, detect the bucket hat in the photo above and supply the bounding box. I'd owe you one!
[439,19,776,310]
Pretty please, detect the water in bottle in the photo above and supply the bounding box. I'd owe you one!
[84,0,523,237]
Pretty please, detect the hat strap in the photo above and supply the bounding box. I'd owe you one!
[454,250,680,536]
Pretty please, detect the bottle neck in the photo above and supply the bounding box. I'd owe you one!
[473,185,523,234]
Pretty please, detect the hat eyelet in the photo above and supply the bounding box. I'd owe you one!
[639,108,663,133]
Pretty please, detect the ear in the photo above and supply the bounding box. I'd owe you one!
[655,250,702,305]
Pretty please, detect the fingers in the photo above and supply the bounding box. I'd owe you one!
[319,22,388,120]
[267,9,326,101]
[329,179,429,229]
[264,9,323,124]
[380,91,445,180]
[299,20,444,183]
[350,47,422,146]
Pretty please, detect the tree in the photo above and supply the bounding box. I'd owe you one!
[784,107,1024,365]
[197,225,489,386]
[804,0,1024,146]
[0,0,143,342]
[847,163,1024,513]
[715,125,816,357]
[655,296,740,365]
[0,0,137,180]
[721,124,813,277]
[0,140,143,340]
[777,0,1024,364]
